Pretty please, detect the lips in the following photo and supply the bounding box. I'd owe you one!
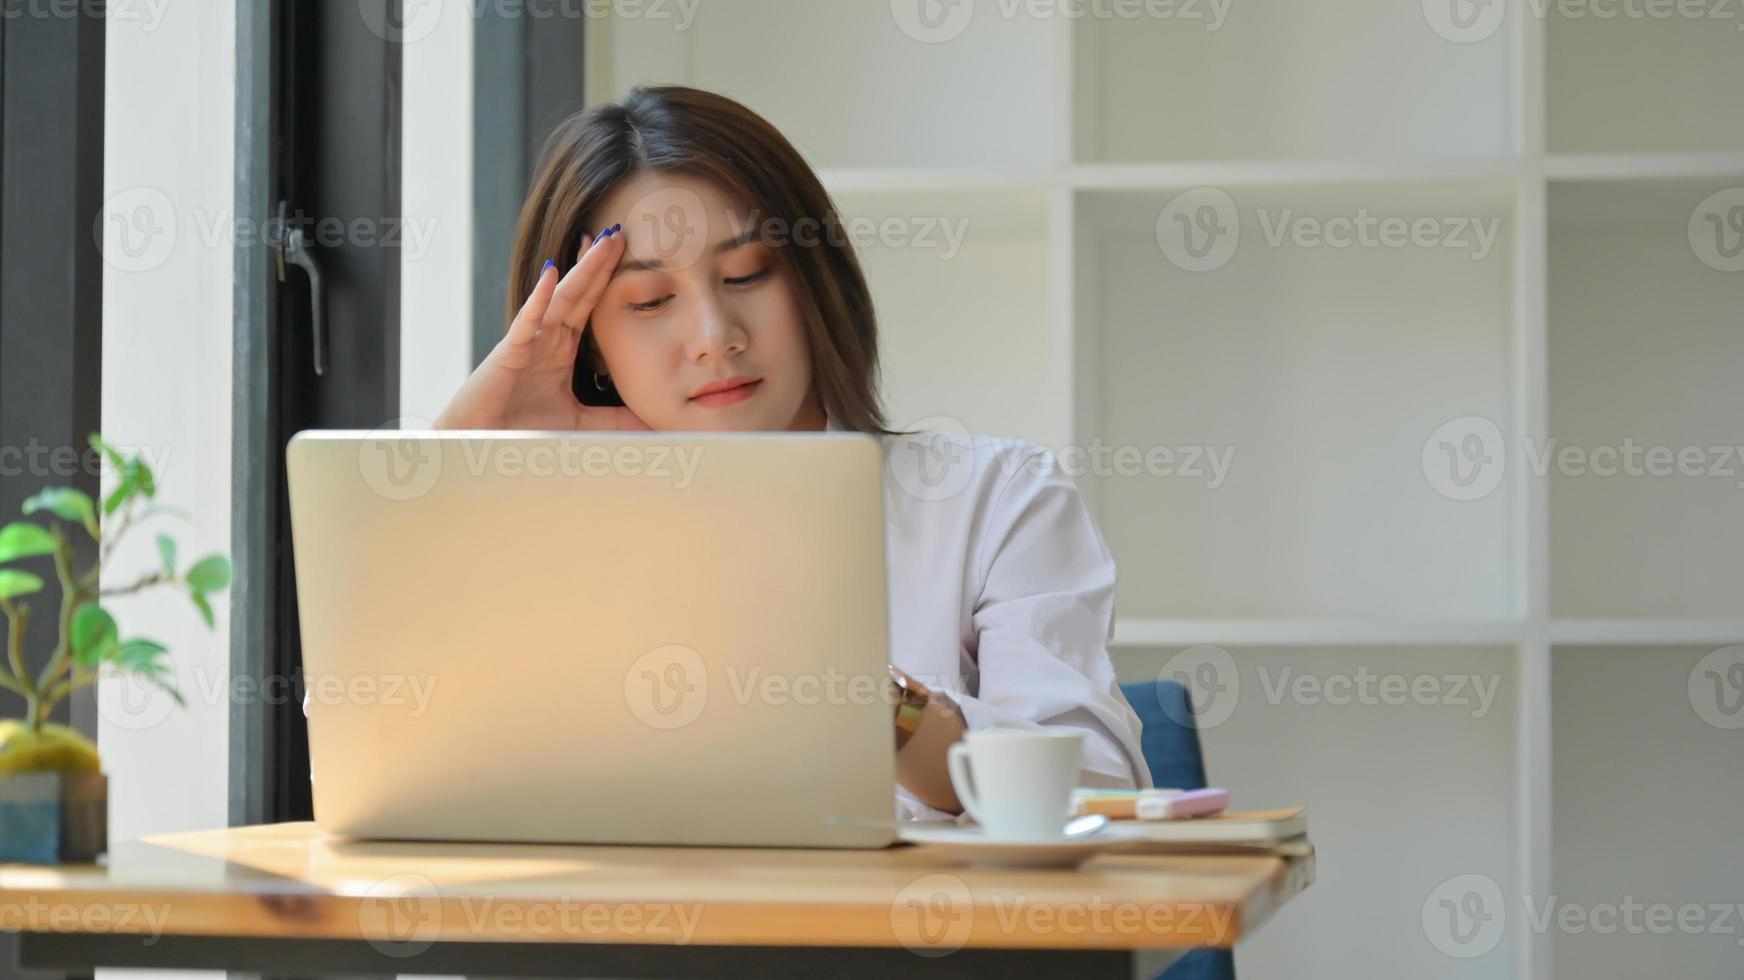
[689,376,762,406]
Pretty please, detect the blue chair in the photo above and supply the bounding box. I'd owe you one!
[1120,679,1236,980]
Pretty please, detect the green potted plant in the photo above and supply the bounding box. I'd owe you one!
[0,433,230,863]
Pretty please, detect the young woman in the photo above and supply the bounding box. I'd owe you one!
[432,85,1150,821]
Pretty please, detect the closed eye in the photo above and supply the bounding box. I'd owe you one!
[626,270,768,313]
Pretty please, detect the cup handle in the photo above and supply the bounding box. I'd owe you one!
[946,742,985,826]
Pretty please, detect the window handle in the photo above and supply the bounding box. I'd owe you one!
[274,200,329,376]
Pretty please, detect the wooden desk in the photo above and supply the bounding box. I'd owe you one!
[1,821,1312,978]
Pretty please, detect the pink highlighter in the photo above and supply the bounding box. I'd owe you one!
[1147,788,1230,820]
[1072,787,1231,820]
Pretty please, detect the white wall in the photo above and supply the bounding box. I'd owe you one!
[97,0,478,850]
[99,6,234,980]
[399,31,476,980]
[400,1,476,424]
[98,0,233,845]
[95,4,473,976]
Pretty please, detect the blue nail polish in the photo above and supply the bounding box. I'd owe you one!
[602,227,615,239]
[611,222,622,233]
[543,258,555,272]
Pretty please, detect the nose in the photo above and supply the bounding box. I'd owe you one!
[683,292,749,364]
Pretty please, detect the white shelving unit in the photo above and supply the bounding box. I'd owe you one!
[590,4,1742,977]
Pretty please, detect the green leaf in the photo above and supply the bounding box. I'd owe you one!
[91,433,136,518]
[113,637,169,670]
[102,465,139,516]
[23,488,99,539]
[156,534,177,577]
[87,433,127,471]
[184,555,231,593]
[103,474,134,519]
[137,504,193,523]
[0,570,45,600]
[0,522,57,564]
[70,603,119,668]
[189,591,214,629]
[135,456,158,500]
[117,658,186,709]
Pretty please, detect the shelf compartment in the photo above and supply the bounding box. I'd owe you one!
[1552,644,1744,977]
[594,1,1063,169]
[1078,181,1520,619]
[1547,7,1744,154]
[829,187,1064,451]
[1113,644,1520,978]
[1548,178,1744,618]
[1073,0,1517,162]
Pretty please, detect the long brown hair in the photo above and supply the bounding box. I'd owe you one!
[504,85,893,435]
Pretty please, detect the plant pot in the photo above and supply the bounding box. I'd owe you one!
[0,771,107,864]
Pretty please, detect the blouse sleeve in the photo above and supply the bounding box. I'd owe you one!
[952,442,1152,792]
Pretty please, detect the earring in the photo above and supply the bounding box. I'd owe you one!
[593,371,612,391]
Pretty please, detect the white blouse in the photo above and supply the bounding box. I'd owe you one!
[304,421,1154,819]
[840,413,1152,821]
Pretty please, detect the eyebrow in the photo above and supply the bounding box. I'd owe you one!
[609,228,760,279]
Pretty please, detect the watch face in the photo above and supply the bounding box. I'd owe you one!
[895,702,926,736]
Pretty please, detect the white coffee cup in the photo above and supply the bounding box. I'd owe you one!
[946,729,1085,840]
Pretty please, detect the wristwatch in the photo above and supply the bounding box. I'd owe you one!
[889,666,956,751]
[889,668,929,744]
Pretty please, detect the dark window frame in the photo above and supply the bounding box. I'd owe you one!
[0,10,104,980]
[0,0,105,737]
[228,0,589,830]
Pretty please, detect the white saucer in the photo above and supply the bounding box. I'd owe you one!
[897,824,1127,868]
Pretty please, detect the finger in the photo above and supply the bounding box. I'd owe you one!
[504,260,560,350]
[548,227,620,330]
[530,231,606,373]
[559,229,597,345]
[551,301,585,373]
[546,225,624,333]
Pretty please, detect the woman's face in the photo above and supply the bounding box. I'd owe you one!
[586,172,826,432]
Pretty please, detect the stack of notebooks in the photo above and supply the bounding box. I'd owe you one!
[1100,807,1310,854]
[1074,789,1310,854]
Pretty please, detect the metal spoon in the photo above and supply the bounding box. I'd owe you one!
[1063,813,1110,838]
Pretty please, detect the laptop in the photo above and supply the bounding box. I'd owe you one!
[285,429,898,848]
